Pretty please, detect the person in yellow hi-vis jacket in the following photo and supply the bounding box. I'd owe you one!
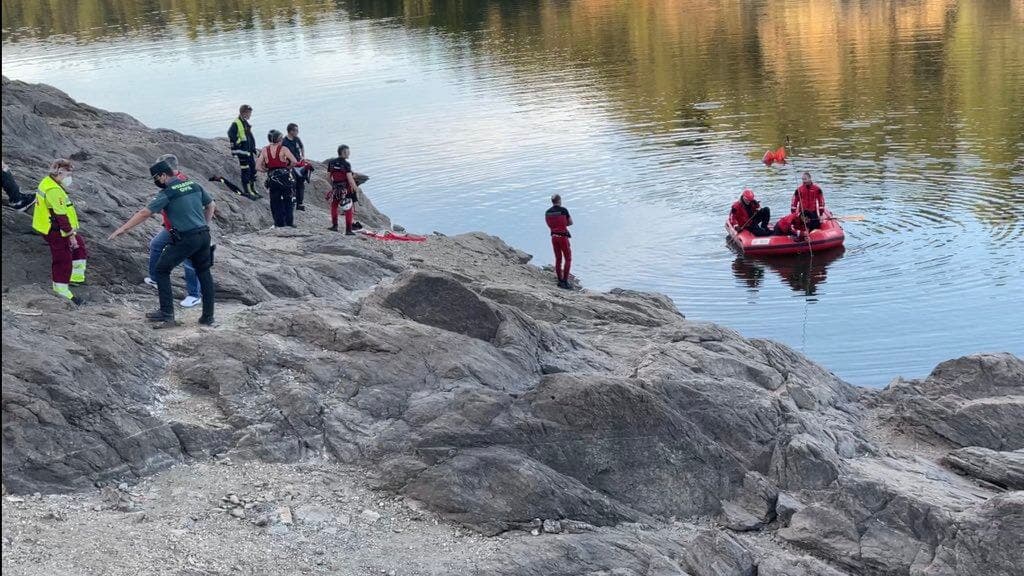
[33,159,87,304]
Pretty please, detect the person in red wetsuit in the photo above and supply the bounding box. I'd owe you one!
[325,145,360,235]
[791,172,826,230]
[545,194,573,289]
[772,211,805,237]
[730,189,772,236]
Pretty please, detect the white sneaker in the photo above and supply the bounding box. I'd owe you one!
[144,277,158,288]
[180,296,202,308]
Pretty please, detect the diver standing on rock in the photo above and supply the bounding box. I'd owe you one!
[108,161,216,328]
[228,105,260,200]
[545,194,573,289]
[33,159,88,304]
[326,145,360,235]
[256,129,298,228]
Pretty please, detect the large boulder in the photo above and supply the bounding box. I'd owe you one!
[942,447,1024,489]
[877,353,1024,451]
[380,271,501,341]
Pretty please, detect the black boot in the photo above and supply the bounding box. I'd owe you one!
[328,224,339,232]
[146,309,171,322]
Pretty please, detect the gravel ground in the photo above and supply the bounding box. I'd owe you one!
[1,460,513,576]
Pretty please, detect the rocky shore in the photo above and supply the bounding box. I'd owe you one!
[2,78,1022,576]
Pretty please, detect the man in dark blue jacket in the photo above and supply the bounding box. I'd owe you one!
[227,105,259,199]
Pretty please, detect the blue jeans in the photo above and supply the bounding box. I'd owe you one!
[149,229,200,298]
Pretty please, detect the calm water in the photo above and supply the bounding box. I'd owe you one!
[3,0,1022,386]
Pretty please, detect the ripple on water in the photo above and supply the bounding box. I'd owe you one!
[1,0,1021,386]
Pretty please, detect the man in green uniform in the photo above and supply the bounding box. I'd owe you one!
[109,161,216,328]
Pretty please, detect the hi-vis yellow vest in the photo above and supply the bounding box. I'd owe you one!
[232,117,248,146]
[32,176,79,235]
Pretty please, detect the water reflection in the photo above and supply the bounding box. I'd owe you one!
[731,248,845,296]
[3,0,1020,227]
[2,0,1021,385]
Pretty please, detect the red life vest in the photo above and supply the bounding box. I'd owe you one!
[792,183,824,213]
[265,145,291,170]
[326,157,351,186]
[774,212,804,234]
[730,199,759,227]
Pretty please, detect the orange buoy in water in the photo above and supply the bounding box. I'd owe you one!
[762,146,788,166]
[773,146,787,164]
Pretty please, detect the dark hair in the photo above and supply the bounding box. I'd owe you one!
[240,104,252,114]
[337,145,350,156]
[286,123,298,132]
[149,160,174,178]
[268,129,283,143]
[802,171,811,178]
[551,194,561,205]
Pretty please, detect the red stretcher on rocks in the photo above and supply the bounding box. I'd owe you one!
[357,229,427,242]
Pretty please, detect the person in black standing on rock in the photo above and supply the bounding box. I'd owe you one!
[228,104,260,199]
[257,129,298,228]
[282,123,309,211]
[545,194,573,289]
[108,161,216,328]
[2,159,35,211]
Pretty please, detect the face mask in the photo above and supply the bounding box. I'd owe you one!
[154,179,167,189]
[61,175,74,187]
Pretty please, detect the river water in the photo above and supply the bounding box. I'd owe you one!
[3,0,1022,386]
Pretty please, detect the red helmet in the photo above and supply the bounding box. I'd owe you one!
[742,189,756,203]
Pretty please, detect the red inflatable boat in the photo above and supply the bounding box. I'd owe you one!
[726,209,845,256]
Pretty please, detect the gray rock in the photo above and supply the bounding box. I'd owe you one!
[780,505,861,565]
[940,492,1024,575]
[774,492,804,527]
[719,502,763,532]
[878,353,1024,451]
[401,447,642,536]
[359,509,381,523]
[770,434,840,490]
[2,80,1022,576]
[942,447,1024,489]
[293,505,335,525]
[380,271,501,341]
[541,519,562,534]
[719,472,777,530]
